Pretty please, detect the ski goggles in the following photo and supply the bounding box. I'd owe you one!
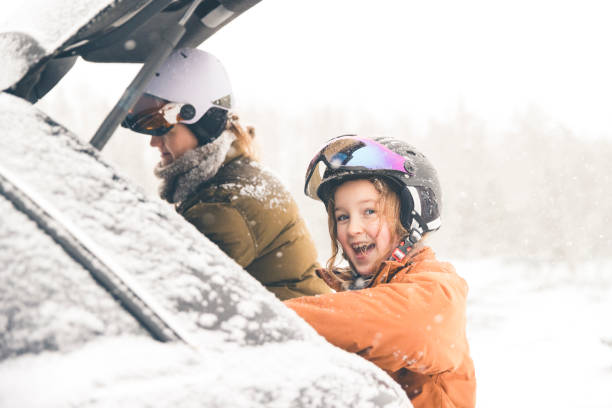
[121,93,196,136]
[304,135,409,199]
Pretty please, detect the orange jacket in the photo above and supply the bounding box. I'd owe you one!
[284,247,476,408]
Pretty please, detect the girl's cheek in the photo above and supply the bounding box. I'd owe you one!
[367,219,381,234]
[340,243,350,254]
[337,238,350,253]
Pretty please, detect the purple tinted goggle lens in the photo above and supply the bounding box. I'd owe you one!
[304,136,408,199]
[323,136,406,171]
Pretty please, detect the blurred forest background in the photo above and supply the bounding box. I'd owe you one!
[40,79,612,267]
[242,105,612,265]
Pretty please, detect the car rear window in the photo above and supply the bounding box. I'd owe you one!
[0,194,146,361]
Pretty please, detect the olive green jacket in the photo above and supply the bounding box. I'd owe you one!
[176,151,330,300]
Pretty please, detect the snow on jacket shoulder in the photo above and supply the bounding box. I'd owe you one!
[284,247,476,408]
[178,154,331,301]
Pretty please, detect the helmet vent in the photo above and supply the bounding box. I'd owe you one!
[213,94,232,109]
[403,160,416,176]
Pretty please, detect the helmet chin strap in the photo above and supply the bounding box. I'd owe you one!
[388,225,423,262]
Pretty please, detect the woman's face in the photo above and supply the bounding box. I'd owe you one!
[149,124,198,165]
[333,179,398,276]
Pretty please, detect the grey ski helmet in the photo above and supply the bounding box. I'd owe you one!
[304,135,442,245]
[122,48,233,145]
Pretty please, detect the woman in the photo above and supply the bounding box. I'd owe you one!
[284,135,476,407]
[122,48,329,300]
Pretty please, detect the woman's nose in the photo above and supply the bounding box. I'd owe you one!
[150,135,161,147]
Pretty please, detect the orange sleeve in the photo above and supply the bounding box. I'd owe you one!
[284,271,468,375]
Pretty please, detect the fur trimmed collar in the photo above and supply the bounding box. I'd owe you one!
[154,131,236,204]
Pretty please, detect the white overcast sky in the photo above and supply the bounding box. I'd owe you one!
[201,0,612,139]
[7,0,612,140]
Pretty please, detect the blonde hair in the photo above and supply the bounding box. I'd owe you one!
[325,177,408,273]
[226,113,260,160]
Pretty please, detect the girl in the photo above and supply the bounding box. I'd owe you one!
[121,48,329,300]
[285,135,476,407]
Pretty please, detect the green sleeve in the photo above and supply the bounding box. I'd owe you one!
[183,202,256,268]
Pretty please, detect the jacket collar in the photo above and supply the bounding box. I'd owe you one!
[369,246,434,286]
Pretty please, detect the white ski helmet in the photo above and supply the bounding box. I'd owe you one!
[122,48,233,145]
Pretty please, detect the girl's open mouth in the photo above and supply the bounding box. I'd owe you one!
[352,243,375,258]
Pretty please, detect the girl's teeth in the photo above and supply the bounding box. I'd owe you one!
[353,244,374,253]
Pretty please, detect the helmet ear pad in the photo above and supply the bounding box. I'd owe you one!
[399,186,415,232]
[186,107,229,145]
[398,185,442,236]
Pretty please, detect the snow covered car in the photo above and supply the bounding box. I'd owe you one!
[0,1,411,407]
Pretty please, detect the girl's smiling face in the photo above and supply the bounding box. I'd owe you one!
[333,179,398,276]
